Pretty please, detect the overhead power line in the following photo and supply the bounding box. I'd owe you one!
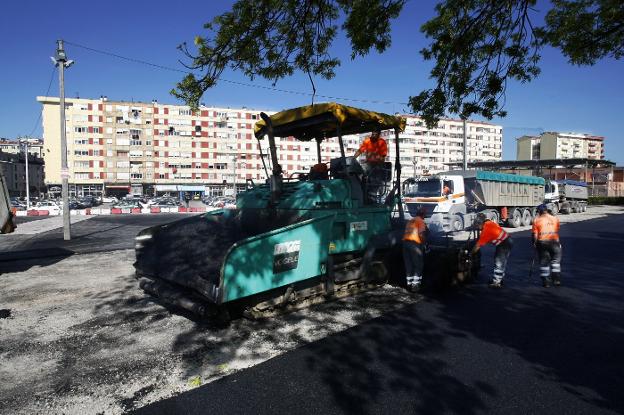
[28,66,56,137]
[62,40,409,106]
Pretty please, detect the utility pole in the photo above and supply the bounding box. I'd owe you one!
[232,155,237,198]
[20,139,30,209]
[462,118,468,170]
[53,40,74,240]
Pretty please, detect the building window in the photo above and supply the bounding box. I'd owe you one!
[74,150,89,156]
[93,127,101,134]
[74,139,88,145]
[74,127,88,133]
[74,173,90,180]
[130,173,143,179]
[74,161,90,168]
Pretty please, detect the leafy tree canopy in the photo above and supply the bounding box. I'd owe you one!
[172,0,623,127]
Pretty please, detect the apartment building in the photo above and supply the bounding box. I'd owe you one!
[37,96,502,197]
[397,115,503,176]
[517,132,605,161]
[0,151,46,197]
[0,138,44,158]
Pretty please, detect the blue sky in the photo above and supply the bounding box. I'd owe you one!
[1,0,622,163]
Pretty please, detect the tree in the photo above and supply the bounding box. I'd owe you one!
[172,0,624,127]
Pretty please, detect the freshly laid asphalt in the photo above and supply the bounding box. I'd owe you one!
[136,212,624,414]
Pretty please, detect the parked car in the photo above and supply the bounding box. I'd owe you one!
[102,196,118,204]
[35,200,62,215]
[112,200,144,209]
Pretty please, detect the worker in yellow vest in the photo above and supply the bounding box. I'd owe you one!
[403,207,428,292]
[532,204,562,287]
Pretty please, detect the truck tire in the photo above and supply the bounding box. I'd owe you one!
[451,214,464,232]
[487,210,500,225]
[550,203,559,215]
[521,208,532,226]
[508,208,522,228]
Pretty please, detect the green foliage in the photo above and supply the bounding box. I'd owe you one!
[171,0,405,110]
[541,0,624,65]
[174,0,623,125]
[413,0,543,127]
[588,196,624,205]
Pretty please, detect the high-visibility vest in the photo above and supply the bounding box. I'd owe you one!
[477,220,509,247]
[533,214,560,241]
[359,137,388,164]
[403,216,426,244]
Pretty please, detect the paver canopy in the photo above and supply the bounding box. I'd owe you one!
[254,102,406,141]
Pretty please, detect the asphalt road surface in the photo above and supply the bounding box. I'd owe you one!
[1,214,191,259]
[137,212,624,415]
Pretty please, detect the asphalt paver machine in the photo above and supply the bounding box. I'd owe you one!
[134,103,408,319]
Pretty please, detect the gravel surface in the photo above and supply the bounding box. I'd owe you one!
[0,250,420,414]
[0,205,621,414]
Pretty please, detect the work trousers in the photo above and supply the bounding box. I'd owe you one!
[403,240,424,286]
[493,239,513,283]
[536,240,562,280]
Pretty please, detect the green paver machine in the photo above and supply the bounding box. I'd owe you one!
[134,103,407,318]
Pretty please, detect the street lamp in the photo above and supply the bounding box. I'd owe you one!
[19,139,30,209]
[232,155,237,198]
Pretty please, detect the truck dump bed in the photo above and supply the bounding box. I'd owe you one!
[465,171,545,207]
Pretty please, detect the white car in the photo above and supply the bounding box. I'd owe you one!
[102,196,118,203]
[35,201,62,215]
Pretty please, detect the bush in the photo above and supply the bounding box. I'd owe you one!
[588,197,624,206]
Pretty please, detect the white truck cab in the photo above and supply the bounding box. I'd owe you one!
[403,174,467,232]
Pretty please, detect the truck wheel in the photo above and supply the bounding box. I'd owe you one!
[487,210,500,225]
[521,209,532,226]
[508,208,522,228]
[550,203,559,215]
[451,215,464,232]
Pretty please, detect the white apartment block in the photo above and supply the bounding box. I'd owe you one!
[0,138,44,158]
[517,132,605,161]
[396,115,503,177]
[37,96,502,197]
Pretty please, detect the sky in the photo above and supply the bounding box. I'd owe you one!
[1,0,622,164]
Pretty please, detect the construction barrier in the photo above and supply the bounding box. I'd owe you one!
[13,206,212,217]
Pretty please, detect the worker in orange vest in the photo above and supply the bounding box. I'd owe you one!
[403,207,428,292]
[354,127,389,203]
[532,204,562,287]
[471,212,513,288]
[354,127,388,167]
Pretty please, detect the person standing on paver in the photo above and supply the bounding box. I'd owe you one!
[532,204,562,287]
[403,207,428,292]
[471,213,513,288]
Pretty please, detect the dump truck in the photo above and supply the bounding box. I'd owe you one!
[0,171,16,234]
[544,179,588,214]
[134,103,413,319]
[403,170,546,232]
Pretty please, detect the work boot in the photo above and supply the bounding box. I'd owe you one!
[552,273,561,286]
[542,278,551,288]
[488,280,503,289]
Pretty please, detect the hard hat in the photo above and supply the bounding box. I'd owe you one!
[537,204,548,213]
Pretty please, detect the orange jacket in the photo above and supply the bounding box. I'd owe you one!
[403,216,427,244]
[532,213,560,241]
[359,136,388,164]
[477,220,509,247]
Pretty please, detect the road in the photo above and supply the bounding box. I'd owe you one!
[1,213,191,260]
[137,212,624,414]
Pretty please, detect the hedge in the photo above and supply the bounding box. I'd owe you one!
[587,197,624,206]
